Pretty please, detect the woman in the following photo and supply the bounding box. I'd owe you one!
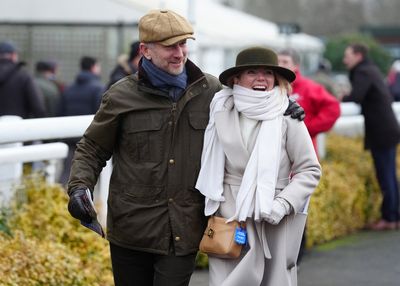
[196,47,321,286]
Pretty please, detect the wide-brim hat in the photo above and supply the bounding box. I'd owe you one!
[219,46,296,87]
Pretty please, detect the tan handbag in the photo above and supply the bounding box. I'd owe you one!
[199,216,246,259]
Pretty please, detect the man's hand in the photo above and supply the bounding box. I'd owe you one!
[68,188,97,223]
[284,98,305,121]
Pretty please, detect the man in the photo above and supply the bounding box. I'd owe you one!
[278,48,340,265]
[58,56,104,185]
[107,41,141,89]
[66,9,305,286]
[59,56,103,117]
[278,48,340,153]
[342,43,400,230]
[0,41,45,118]
[34,60,62,117]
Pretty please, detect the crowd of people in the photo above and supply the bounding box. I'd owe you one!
[1,7,400,286]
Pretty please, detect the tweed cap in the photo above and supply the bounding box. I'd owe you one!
[139,9,195,46]
[219,46,296,87]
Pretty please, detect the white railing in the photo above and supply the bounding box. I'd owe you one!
[333,102,400,137]
[2,102,400,225]
[0,115,94,144]
[0,114,109,226]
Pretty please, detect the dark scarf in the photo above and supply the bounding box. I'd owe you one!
[141,57,188,102]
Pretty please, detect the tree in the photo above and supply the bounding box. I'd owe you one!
[324,33,392,74]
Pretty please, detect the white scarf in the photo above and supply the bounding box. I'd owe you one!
[195,85,289,222]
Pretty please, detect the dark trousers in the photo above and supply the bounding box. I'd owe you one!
[59,143,76,186]
[110,243,197,286]
[370,145,400,222]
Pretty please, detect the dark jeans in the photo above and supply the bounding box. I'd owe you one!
[110,243,197,286]
[370,146,400,222]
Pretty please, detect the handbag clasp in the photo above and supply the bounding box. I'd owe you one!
[207,228,215,238]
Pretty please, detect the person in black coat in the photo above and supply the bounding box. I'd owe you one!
[342,43,400,230]
[0,41,45,119]
[58,56,104,185]
[106,41,141,89]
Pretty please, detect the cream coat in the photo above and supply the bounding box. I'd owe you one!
[208,105,321,286]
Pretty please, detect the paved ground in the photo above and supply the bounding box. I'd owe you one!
[190,229,400,286]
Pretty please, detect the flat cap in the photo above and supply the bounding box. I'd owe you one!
[139,9,195,46]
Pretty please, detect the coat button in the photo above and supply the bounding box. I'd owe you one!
[169,159,175,164]
[175,236,181,241]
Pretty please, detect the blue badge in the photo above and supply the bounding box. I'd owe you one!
[234,227,247,245]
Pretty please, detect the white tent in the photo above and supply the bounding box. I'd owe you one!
[0,0,143,23]
[121,0,324,74]
[0,0,323,75]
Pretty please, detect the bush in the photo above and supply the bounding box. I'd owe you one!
[306,133,381,247]
[0,231,85,286]
[0,174,113,286]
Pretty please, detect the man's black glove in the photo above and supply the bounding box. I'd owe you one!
[68,188,97,224]
[284,98,305,121]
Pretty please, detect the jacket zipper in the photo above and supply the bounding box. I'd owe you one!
[171,102,177,121]
[170,102,177,145]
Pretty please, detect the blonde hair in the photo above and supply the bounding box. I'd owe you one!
[230,70,292,95]
[275,73,292,95]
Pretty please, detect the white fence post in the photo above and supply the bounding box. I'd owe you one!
[0,115,109,227]
[0,142,69,206]
[0,116,23,206]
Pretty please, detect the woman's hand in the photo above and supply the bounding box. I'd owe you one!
[264,198,292,225]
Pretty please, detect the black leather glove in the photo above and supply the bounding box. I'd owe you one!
[284,98,305,121]
[68,188,97,223]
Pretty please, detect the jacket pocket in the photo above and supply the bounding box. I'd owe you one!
[123,112,164,162]
[188,111,209,159]
[123,185,165,203]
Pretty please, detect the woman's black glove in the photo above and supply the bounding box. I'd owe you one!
[284,98,305,121]
[67,188,97,223]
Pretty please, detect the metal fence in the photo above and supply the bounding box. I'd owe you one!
[0,22,139,84]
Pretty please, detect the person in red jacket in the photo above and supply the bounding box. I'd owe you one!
[278,48,340,153]
[278,48,340,265]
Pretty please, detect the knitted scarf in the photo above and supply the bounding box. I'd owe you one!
[141,57,188,102]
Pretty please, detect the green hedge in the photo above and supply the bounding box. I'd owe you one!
[0,134,385,279]
[0,175,113,285]
[306,133,381,247]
